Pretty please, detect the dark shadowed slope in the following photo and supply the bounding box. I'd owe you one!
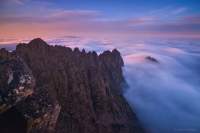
[0,38,144,133]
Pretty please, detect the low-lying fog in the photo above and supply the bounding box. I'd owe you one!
[1,37,200,133]
[122,41,200,133]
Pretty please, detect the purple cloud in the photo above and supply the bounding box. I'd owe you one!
[184,15,200,24]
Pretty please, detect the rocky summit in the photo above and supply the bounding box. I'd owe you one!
[0,38,144,133]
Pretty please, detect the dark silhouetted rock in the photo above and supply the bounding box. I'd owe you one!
[0,38,144,133]
[0,48,61,133]
[0,49,34,113]
[145,56,159,63]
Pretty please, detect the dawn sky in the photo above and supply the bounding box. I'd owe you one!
[1,0,200,42]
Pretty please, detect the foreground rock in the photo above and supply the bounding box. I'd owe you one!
[0,47,61,133]
[0,48,34,113]
[0,38,144,133]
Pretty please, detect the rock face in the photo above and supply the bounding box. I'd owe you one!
[0,46,61,133]
[0,48,34,113]
[0,38,144,133]
[145,56,159,63]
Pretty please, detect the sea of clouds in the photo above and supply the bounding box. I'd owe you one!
[122,40,200,133]
[1,36,200,133]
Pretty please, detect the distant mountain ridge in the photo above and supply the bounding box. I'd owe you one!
[0,38,144,133]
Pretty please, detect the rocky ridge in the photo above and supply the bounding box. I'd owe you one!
[0,38,144,133]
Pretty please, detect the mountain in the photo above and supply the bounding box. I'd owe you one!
[0,38,144,133]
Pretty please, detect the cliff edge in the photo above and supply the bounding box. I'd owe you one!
[0,38,144,133]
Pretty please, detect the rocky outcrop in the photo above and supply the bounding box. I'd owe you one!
[0,48,34,113]
[145,56,159,63]
[0,38,144,133]
[0,47,61,133]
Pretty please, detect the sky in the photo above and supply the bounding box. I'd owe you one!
[0,0,200,43]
